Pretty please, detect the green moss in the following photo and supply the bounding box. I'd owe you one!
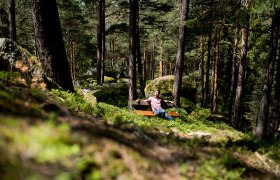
[50,89,96,113]
[0,71,21,82]
[144,75,197,99]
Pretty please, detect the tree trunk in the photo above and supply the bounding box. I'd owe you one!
[128,0,138,108]
[31,0,74,92]
[159,60,163,77]
[228,25,239,122]
[101,0,105,83]
[110,40,117,79]
[151,46,155,80]
[9,0,16,41]
[143,49,147,82]
[96,0,102,84]
[136,3,145,98]
[70,41,75,80]
[205,30,212,108]
[232,0,249,129]
[200,35,205,107]
[97,0,105,84]
[255,9,280,141]
[270,39,280,137]
[173,0,189,107]
[205,0,213,108]
[211,28,220,113]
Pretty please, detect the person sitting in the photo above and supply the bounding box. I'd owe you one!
[138,89,174,120]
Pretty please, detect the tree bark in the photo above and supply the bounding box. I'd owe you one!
[200,35,206,107]
[9,0,16,41]
[136,2,145,98]
[159,60,163,77]
[143,49,147,82]
[232,0,249,128]
[70,42,75,80]
[110,40,116,79]
[97,0,105,84]
[228,25,239,122]
[255,9,280,141]
[270,40,280,137]
[128,0,138,108]
[31,0,74,92]
[173,0,189,107]
[211,27,220,113]
[205,30,212,108]
[151,46,155,79]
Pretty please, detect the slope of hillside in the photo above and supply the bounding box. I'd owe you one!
[0,78,279,179]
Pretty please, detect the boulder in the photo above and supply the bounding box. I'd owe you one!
[144,75,197,103]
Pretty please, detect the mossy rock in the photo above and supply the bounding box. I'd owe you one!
[144,75,197,103]
[0,38,44,89]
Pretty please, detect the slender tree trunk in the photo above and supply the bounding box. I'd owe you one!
[9,0,16,41]
[151,46,155,79]
[101,0,105,83]
[205,0,213,108]
[200,35,205,107]
[70,42,75,80]
[31,0,74,92]
[146,50,151,80]
[228,25,239,122]
[173,0,189,107]
[271,40,280,137]
[110,40,116,79]
[205,30,212,108]
[136,2,145,98]
[255,9,280,141]
[159,60,163,77]
[143,49,147,82]
[232,0,249,128]
[211,28,220,112]
[97,0,102,84]
[97,0,105,84]
[128,0,138,108]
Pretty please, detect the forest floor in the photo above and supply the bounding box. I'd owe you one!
[0,81,280,179]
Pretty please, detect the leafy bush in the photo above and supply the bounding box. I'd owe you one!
[93,83,128,107]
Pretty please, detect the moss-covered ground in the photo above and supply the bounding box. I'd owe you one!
[0,75,279,179]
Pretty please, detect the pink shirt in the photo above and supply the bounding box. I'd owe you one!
[147,96,163,112]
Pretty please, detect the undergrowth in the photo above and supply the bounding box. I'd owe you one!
[1,86,277,179]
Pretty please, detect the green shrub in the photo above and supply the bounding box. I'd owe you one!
[93,83,128,107]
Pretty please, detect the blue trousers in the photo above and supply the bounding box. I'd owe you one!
[154,109,173,120]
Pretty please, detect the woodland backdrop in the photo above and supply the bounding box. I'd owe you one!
[0,0,280,154]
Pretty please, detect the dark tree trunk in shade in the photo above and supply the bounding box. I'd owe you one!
[200,35,206,107]
[31,0,74,92]
[97,0,105,84]
[232,0,249,129]
[255,9,280,141]
[9,0,16,41]
[270,38,280,138]
[173,0,189,107]
[205,0,213,108]
[205,30,212,108]
[128,0,138,108]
